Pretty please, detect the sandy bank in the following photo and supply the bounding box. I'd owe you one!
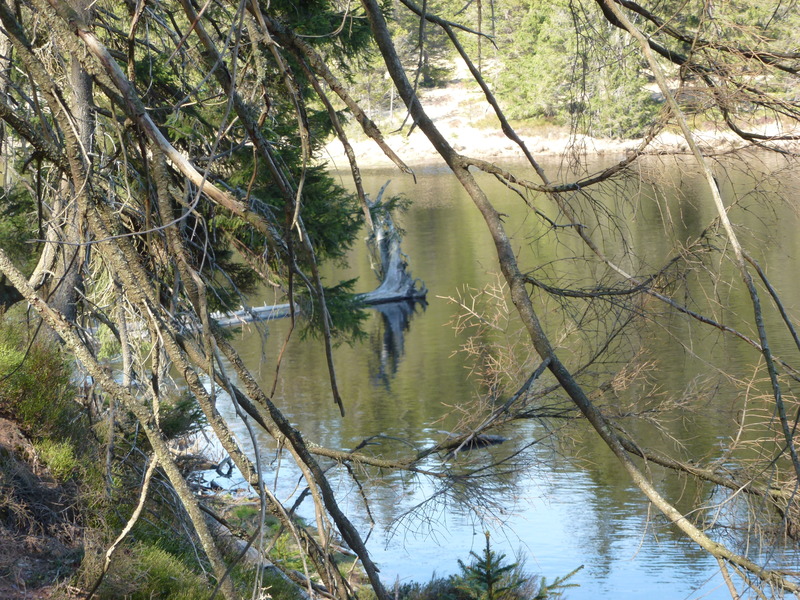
[320,82,798,170]
[321,126,749,170]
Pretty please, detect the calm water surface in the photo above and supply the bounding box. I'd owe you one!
[217,155,800,599]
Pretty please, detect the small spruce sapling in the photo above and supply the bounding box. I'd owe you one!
[456,531,523,600]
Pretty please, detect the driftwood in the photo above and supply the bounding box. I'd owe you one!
[210,302,294,328]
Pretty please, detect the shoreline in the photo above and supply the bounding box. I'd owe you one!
[319,75,799,170]
[321,125,797,171]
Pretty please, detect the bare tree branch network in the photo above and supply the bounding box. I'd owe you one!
[0,0,799,598]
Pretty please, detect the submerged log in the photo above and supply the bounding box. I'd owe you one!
[436,430,508,458]
[210,302,294,327]
[443,432,507,449]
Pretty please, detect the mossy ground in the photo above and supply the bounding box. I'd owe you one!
[0,310,362,599]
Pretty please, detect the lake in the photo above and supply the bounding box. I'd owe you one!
[215,153,800,599]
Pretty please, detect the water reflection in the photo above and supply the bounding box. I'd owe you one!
[368,300,427,389]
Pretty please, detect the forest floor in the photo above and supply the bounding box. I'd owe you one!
[321,65,793,170]
[0,419,83,600]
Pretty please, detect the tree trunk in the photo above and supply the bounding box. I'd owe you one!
[29,0,92,336]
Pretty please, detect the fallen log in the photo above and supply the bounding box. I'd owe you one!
[210,302,294,328]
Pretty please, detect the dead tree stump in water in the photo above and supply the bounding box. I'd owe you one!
[360,181,427,305]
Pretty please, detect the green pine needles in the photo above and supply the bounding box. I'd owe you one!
[381,531,583,600]
[454,532,583,600]
[457,532,523,600]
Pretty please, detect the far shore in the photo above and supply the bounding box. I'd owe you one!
[321,123,798,171]
[319,76,799,170]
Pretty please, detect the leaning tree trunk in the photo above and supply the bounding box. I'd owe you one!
[28,0,92,337]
